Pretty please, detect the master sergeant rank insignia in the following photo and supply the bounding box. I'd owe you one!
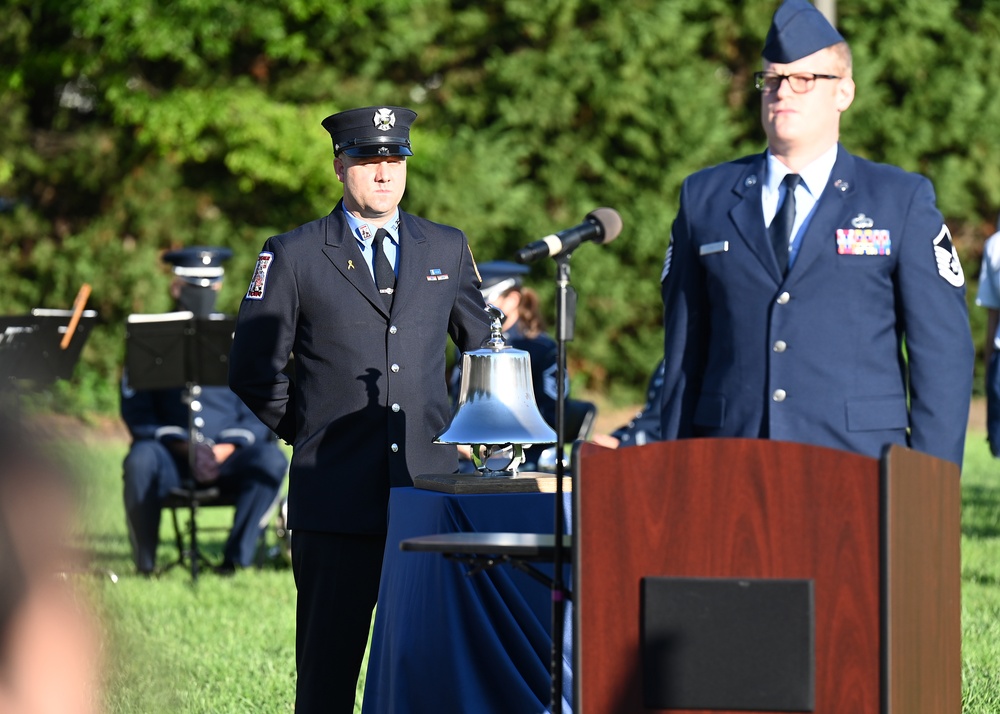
[933,224,965,287]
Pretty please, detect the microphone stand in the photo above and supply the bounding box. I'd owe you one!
[550,252,575,714]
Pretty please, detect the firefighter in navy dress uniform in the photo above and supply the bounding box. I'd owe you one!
[228,106,492,713]
[659,0,973,468]
[121,247,287,575]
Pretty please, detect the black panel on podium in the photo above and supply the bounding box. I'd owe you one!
[641,576,815,711]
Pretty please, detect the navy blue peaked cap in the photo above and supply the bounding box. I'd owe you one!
[477,261,530,300]
[763,0,845,63]
[162,246,232,282]
[322,106,417,158]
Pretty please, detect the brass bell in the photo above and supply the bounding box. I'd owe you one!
[435,305,557,476]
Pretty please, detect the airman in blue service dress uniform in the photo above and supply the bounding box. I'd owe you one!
[659,0,974,468]
[228,106,491,713]
[121,247,287,575]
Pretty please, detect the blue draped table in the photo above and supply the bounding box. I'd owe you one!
[362,486,573,714]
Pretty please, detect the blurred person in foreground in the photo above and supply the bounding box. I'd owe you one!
[0,416,101,714]
[659,0,973,468]
[452,260,565,470]
[121,247,287,575]
[228,106,491,713]
[976,212,1000,456]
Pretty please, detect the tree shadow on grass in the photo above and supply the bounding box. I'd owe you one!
[961,484,1000,540]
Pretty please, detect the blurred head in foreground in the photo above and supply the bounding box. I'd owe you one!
[0,417,101,714]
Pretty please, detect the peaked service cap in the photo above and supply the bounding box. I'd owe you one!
[322,106,417,158]
[162,246,232,283]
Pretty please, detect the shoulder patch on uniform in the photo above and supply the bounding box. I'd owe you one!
[661,242,673,283]
[246,251,274,300]
[932,224,965,287]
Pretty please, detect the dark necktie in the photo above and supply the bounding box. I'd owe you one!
[372,227,396,308]
[770,173,801,275]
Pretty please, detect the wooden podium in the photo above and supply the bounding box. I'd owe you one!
[572,438,960,714]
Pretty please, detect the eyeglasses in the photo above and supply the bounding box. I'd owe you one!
[753,72,841,94]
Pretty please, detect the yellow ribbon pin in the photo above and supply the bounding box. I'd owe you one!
[348,260,355,270]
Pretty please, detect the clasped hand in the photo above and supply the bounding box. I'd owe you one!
[188,441,238,484]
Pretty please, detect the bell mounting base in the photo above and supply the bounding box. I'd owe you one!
[412,472,572,495]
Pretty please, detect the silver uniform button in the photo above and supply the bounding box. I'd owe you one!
[773,340,787,353]
[391,364,400,372]
[391,443,399,452]
[392,403,400,412]
[772,389,787,402]
[776,291,790,305]
[389,325,398,334]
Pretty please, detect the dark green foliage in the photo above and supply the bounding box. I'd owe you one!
[2,0,998,412]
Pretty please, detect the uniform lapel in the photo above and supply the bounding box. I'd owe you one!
[787,146,856,280]
[321,203,388,315]
[728,153,782,281]
[390,212,428,318]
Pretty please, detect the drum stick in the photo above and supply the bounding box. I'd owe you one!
[60,283,92,350]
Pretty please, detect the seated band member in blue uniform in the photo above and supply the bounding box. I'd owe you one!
[660,0,973,468]
[121,247,287,575]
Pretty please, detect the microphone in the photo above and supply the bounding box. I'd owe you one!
[514,207,623,263]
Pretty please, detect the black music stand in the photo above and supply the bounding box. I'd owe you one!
[0,309,99,408]
[124,311,235,580]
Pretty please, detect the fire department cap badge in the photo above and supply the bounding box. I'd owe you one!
[374,108,396,131]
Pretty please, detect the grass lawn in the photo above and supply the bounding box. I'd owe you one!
[63,427,1000,713]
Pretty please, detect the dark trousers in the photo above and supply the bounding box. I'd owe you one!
[291,530,387,714]
[988,351,1000,457]
[122,439,287,571]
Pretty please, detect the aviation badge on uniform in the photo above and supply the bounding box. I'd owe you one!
[373,108,396,131]
[246,251,274,301]
[933,224,965,287]
[851,213,874,229]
